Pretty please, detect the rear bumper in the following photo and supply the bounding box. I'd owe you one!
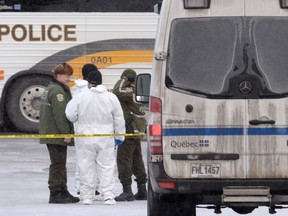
[149,162,288,205]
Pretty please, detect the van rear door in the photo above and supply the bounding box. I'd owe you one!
[162,15,248,179]
[245,12,288,178]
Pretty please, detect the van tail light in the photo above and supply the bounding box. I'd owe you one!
[158,181,175,189]
[149,96,162,154]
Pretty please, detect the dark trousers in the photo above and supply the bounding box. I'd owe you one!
[116,138,147,185]
[46,144,67,192]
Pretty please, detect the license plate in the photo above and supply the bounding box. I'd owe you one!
[191,163,220,178]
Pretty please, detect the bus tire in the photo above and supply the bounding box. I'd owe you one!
[6,75,51,133]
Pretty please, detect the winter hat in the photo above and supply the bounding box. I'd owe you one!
[82,64,98,80]
[87,70,102,86]
[121,68,136,82]
[52,63,73,76]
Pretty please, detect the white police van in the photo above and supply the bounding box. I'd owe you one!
[135,0,288,215]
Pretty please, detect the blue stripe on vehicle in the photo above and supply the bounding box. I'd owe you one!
[248,127,288,135]
[163,128,288,136]
[163,128,245,136]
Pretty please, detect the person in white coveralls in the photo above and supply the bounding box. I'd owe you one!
[65,69,125,205]
[72,64,101,199]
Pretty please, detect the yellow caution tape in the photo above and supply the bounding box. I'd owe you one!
[0,133,146,139]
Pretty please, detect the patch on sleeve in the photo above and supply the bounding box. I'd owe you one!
[56,94,64,102]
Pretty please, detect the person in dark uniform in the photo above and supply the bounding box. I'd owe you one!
[112,68,148,201]
[39,63,79,204]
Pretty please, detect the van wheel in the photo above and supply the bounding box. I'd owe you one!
[5,75,51,133]
[148,180,175,216]
[232,207,255,214]
[147,180,164,216]
[147,180,196,216]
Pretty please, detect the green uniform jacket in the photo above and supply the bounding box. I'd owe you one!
[39,79,74,145]
[112,77,147,135]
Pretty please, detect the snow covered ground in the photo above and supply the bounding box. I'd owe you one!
[1,138,288,216]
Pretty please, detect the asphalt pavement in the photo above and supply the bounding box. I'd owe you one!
[1,136,288,216]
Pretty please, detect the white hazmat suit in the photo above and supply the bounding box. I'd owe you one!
[72,79,88,194]
[65,84,125,203]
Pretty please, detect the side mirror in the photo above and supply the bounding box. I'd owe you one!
[135,73,151,103]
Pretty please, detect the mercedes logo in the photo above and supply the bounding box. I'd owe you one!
[239,81,253,94]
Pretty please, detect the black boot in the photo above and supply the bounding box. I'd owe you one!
[49,190,73,204]
[61,188,80,203]
[115,184,135,201]
[134,183,147,200]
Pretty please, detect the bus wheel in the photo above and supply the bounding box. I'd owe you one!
[6,75,51,133]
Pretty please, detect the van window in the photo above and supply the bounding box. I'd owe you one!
[254,18,288,94]
[166,17,288,99]
[166,18,238,96]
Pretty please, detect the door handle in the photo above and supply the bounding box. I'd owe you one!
[249,119,275,125]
